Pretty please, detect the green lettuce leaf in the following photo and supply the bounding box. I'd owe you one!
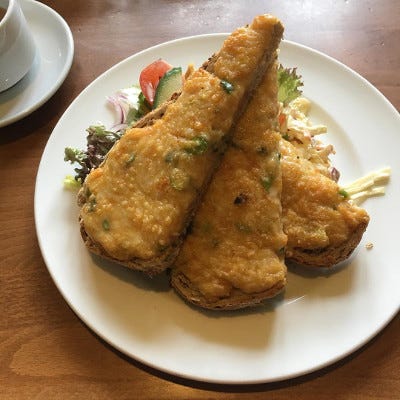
[277,64,304,105]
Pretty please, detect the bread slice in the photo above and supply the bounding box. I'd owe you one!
[280,139,370,268]
[78,15,285,274]
[170,52,287,310]
[172,272,285,311]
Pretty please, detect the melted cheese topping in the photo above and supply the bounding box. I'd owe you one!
[280,140,369,250]
[81,70,236,260]
[174,60,287,300]
[80,14,282,263]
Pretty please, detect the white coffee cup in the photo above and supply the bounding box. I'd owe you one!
[0,0,36,92]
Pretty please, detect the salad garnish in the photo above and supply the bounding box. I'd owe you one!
[139,59,173,106]
[277,65,304,105]
[64,125,123,184]
[64,59,185,184]
[340,166,391,205]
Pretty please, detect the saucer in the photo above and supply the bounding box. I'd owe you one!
[0,0,74,128]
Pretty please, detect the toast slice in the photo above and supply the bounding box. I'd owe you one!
[171,53,287,310]
[280,139,369,267]
[78,15,285,274]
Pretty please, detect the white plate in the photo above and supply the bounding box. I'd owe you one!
[0,0,74,127]
[34,34,400,384]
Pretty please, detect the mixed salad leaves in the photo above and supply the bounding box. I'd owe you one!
[64,59,390,202]
[277,66,303,105]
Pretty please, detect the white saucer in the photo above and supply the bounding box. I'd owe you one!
[0,0,74,128]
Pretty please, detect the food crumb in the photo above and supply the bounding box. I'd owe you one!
[365,242,374,250]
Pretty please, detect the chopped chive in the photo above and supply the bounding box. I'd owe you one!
[165,151,176,163]
[261,175,274,192]
[125,153,136,166]
[220,80,234,93]
[338,189,349,198]
[184,135,208,155]
[88,197,96,212]
[102,219,110,231]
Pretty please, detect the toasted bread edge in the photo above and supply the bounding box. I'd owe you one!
[286,213,369,268]
[171,271,286,310]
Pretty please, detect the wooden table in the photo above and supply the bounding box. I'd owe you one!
[1,1,399,398]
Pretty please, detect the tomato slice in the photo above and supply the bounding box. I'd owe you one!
[139,59,172,105]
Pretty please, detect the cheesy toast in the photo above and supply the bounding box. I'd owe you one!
[171,54,287,310]
[78,14,285,274]
[280,139,369,267]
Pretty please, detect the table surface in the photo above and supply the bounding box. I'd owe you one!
[1,0,399,398]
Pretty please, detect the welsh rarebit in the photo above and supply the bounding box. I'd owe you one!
[78,14,285,274]
[171,53,287,310]
[280,139,369,267]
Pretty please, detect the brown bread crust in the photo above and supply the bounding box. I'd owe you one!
[285,214,369,268]
[279,139,370,269]
[171,272,286,310]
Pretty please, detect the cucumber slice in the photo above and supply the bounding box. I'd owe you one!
[153,67,182,109]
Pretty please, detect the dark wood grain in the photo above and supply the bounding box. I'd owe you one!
[1,1,399,398]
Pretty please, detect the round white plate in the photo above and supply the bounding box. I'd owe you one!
[34,34,400,384]
[0,0,74,128]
